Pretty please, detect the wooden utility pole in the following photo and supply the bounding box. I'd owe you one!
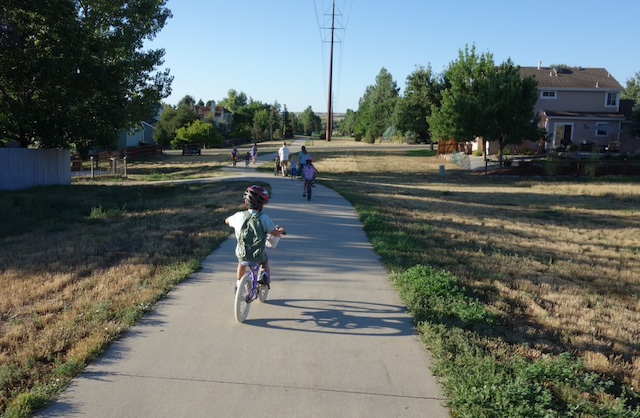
[325,0,335,142]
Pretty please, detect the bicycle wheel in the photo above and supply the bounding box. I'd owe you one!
[234,273,252,322]
[306,181,312,200]
[258,276,269,302]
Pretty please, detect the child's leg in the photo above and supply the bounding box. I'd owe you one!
[236,263,247,280]
[260,260,270,284]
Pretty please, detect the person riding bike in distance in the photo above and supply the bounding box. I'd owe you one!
[225,185,286,292]
[231,147,238,167]
[302,157,318,197]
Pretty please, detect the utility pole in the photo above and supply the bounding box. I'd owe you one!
[326,0,335,142]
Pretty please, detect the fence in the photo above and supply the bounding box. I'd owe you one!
[0,148,71,190]
[72,144,163,178]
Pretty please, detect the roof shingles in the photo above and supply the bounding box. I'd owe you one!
[519,67,623,90]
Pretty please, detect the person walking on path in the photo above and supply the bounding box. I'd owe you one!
[251,143,258,164]
[298,146,311,178]
[278,142,290,176]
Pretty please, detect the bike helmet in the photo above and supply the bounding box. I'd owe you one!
[243,185,269,209]
[305,157,313,163]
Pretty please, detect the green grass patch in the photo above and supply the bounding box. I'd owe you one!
[405,149,437,157]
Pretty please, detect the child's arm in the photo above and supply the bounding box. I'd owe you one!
[269,226,286,237]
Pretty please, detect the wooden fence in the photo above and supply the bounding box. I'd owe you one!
[0,149,71,190]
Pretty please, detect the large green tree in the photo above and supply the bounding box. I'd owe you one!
[0,0,173,152]
[172,119,220,149]
[153,99,198,148]
[337,109,356,136]
[622,71,640,136]
[480,59,542,165]
[218,89,247,113]
[354,68,399,143]
[393,65,443,144]
[429,45,542,165]
[298,106,322,136]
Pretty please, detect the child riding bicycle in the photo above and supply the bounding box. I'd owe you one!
[231,147,238,167]
[225,185,286,292]
[302,157,318,197]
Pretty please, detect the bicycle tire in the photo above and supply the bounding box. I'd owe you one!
[234,273,252,322]
[306,181,312,200]
[258,282,269,302]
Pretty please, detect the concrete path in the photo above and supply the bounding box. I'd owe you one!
[37,140,450,417]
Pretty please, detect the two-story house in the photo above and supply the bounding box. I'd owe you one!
[519,64,626,152]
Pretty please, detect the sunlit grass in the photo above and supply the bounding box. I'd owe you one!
[314,148,640,415]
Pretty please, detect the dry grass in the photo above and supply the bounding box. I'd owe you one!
[2,138,640,414]
[0,180,257,414]
[313,146,640,393]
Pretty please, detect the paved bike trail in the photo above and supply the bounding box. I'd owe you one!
[37,140,450,417]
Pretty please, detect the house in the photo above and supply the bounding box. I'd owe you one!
[116,120,157,149]
[116,105,163,149]
[519,64,629,152]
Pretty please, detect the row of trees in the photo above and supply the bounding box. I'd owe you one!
[3,2,637,156]
[338,45,640,164]
[153,90,324,149]
[338,45,542,164]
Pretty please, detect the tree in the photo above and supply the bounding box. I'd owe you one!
[172,119,221,149]
[393,65,443,144]
[251,108,269,141]
[153,99,198,148]
[298,106,322,136]
[0,1,173,152]
[269,101,281,141]
[218,89,247,113]
[282,105,293,139]
[337,109,356,136]
[354,68,399,142]
[429,45,543,166]
[622,71,640,136]
[479,59,543,165]
[428,45,495,145]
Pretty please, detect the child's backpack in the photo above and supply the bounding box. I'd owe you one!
[303,165,315,181]
[238,211,267,262]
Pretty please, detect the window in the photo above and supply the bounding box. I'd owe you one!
[595,123,607,137]
[605,92,618,107]
[541,91,556,99]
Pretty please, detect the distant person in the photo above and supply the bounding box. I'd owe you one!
[302,157,318,197]
[298,146,311,176]
[278,141,290,176]
[251,143,258,164]
[231,147,238,167]
[244,151,251,167]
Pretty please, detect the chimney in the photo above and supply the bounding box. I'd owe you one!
[537,60,542,70]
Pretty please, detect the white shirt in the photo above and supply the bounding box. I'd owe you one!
[278,146,290,161]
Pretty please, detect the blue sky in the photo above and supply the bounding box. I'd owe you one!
[145,0,640,113]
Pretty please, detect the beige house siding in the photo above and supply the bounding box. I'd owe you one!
[536,90,619,113]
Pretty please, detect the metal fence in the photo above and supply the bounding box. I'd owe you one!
[0,149,71,190]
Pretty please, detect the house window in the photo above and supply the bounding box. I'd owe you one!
[595,123,607,137]
[541,91,556,99]
[605,92,618,107]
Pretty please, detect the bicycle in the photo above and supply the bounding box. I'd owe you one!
[304,179,312,200]
[234,262,269,322]
[234,231,284,322]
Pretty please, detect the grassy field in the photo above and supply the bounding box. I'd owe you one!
[2,138,640,416]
